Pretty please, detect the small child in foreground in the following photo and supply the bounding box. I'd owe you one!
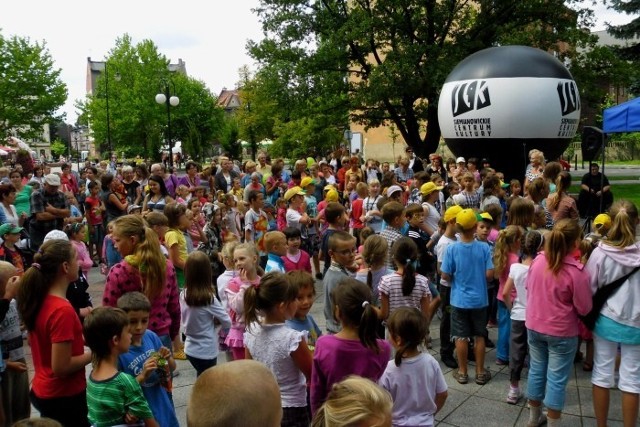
[379,307,448,427]
[117,292,180,427]
[84,307,158,427]
[285,271,322,351]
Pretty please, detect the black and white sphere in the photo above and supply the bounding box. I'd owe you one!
[437,45,580,180]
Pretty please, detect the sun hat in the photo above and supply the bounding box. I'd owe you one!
[284,186,306,202]
[456,157,466,164]
[456,208,480,230]
[452,193,467,207]
[420,182,444,196]
[43,229,69,242]
[127,204,142,214]
[44,174,61,186]
[443,205,463,222]
[386,185,403,197]
[300,177,316,189]
[593,213,612,229]
[0,223,23,237]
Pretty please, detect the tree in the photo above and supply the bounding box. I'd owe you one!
[50,140,67,158]
[607,0,640,59]
[82,35,224,160]
[220,115,242,160]
[0,31,67,140]
[250,0,597,158]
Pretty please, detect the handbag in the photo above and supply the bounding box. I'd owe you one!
[579,265,640,331]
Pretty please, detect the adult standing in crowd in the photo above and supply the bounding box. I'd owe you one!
[29,174,70,249]
[179,161,201,195]
[0,183,25,227]
[524,149,545,195]
[406,146,424,173]
[256,151,271,177]
[578,162,613,218]
[214,156,238,193]
[426,154,447,183]
[59,163,78,195]
[150,163,179,199]
[585,200,640,427]
[9,169,32,218]
[121,165,142,206]
[344,156,363,185]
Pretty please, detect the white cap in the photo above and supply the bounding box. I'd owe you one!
[453,193,467,207]
[386,185,403,197]
[43,230,69,242]
[456,157,466,163]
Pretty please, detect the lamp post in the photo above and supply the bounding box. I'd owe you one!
[155,83,179,169]
[72,127,81,171]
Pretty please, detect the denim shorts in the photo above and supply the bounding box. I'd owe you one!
[451,306,488,340]
[89,223,105,245]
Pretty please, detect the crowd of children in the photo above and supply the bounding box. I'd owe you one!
[0,151,637,426]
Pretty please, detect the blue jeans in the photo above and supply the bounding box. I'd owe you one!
[497,301,511,361]
[527,330,578,411]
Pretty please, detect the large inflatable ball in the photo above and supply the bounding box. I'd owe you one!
[437,45,580,180]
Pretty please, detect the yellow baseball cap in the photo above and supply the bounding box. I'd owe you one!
[443,205,463,222]
[420,182,443,196]
[325,189,339,202]
[284,186,306,202]
[300,177,316,189]
[479,212,494,222]
[456,208,480,230]
[593,213,611,229]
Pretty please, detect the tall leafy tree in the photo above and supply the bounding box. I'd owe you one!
[250,0,597,158]
[607,0,640,59]
[83,35,224,160]
[0,31,67,140]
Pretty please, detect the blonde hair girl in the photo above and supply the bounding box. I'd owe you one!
[311,376,392,427]
[546,171,578,222]
[102,214,180,354]
[243,272,313,424]
[18,240,92,425]
[180,251,231,376]
[493,225,524,365]
[224,242,260,360]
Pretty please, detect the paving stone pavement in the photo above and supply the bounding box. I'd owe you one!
[23,266,633,426]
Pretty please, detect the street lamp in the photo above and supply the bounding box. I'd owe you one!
[72,127,82,171]
[155,83,179,169]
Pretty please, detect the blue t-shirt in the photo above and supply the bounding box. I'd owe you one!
[441,240,493,309]
[286,315,322,350]
[118,330,179,427]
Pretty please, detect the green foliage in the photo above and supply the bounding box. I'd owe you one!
[607,0,640,59]
[50,140,67,157]
[220,116,242,160]
[250,0,597,159]
[82,35,224,161]
[0,31,67,140]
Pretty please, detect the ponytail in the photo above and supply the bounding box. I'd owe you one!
[243,272,297,331]
[604,200,638,249]
[493,225,523,277]
[390,238,417,296]
[548,171,572,211]
[387,307,428,367]
[331,278,380,353]
[18,240,74,331]
[544,218,581,275]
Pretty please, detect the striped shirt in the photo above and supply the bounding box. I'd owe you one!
[87,371,153,427]
[380,226,404,270]
[378,272,431,314]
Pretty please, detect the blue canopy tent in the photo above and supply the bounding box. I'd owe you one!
[603,97,640,133]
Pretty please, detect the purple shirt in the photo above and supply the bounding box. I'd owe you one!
[178,174,201,190]
[310,335,391,415]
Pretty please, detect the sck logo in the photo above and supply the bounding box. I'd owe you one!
[557,81,580,116]
[451,80,491,117]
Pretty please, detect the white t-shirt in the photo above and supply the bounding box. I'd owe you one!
[422,202,441,236]
[379,353,448,427]
[179,291,231,360]
[286,208,303,230]
[509,263,530,321]
[0,204,19,226]
[243,323,307,407]
[435,235,457,287]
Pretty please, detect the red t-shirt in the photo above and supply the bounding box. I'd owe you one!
[85,195,104,226]
[350,198,364,229]
[31,295,86,398]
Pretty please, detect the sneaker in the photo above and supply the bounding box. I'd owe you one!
[496,358,509,366]
[507,387,522,404]
[475,369,492,385]
[452,370,469,384]
[173,349,187,360]
[441,355,458,369]
[526,411,547,427]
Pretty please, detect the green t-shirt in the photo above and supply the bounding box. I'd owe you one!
[87,371,153,427]
[14,185,32,217]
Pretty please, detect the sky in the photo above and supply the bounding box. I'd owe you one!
[0,1,633,125]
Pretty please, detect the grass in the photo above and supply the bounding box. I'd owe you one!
[605,160,640,165]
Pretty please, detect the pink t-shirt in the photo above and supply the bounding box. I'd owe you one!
[282,250,312,273]
[525,252,592,337]
[497,252,519,302]
[310,335,391,415]
[71,239,93,277]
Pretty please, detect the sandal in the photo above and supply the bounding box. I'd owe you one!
[475,369,492,385]
[452,370,469,384]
